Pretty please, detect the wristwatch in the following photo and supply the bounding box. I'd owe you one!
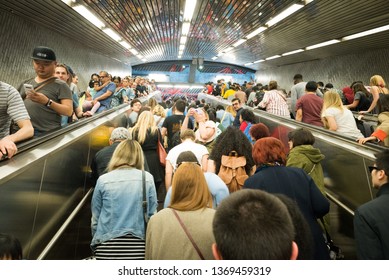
[46,99,53,107]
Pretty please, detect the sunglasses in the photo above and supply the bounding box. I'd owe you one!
[368,166,382,172]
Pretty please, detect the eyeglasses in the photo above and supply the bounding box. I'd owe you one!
[368,166,382,172]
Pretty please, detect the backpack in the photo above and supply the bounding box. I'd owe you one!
[170,130,181,150]
[218,151,249,193]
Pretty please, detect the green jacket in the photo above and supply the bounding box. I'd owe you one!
[286,145,325,194]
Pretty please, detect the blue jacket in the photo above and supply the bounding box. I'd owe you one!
[91,168,158,247]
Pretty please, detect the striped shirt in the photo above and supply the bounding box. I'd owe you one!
[258,90,291,118]
[0,82,30,139]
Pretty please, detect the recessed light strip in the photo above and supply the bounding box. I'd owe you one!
[342,24,389,41]
[266,4,304,27]
[282,49,304,56]
[306,39,340,50]
[215,2,309,61]
[64,3,145,62]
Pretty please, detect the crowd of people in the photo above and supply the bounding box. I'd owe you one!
[204,73,389,147]
[87,88,388,260]
[1,46,389,260]
[0,46,157,160]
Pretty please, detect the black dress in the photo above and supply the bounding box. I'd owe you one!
[133,128,164,191]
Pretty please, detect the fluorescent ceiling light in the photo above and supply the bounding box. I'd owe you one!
[178,55,182,59]
[179,44,185,51]
[103,28,121,41]
[136,54,144,59]
[180,36,187,45]
[73,5,105,28]
[212,56,218,60]
[233,39,247,47]
[282,49,304,56]
[343,25,389,41]
[246,26,267,39]
[119,41,131,49]
[244,62,253,66]
[266,4,304,27]
[141,58,147,62]
[265,55,281,60]
[183,0,197,21]
[61,0,76,5]
[306,39,340,50]
[254,59,265,63]
[174,85,190,88]
[129,49,139,55]
[182,22,191,35]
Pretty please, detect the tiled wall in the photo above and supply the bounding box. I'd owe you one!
[255,48,389,92]
[0,10,131,91]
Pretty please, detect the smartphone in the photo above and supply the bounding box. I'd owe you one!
[23,84,34,95]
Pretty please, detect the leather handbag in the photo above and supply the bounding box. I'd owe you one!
[157,132,167,167]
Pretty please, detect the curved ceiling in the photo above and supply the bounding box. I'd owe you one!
[2,0,389,71]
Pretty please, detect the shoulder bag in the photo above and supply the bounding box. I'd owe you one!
[172,209,205,260]
[319,217,344,260]
[157,131,167,167]
[142,171,148,231]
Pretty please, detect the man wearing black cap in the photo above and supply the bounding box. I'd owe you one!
[18,46,72,135]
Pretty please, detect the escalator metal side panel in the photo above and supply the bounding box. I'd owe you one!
[0,93,159,259]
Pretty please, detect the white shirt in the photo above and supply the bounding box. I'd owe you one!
[322,107,364,139]
[166,141,209,171]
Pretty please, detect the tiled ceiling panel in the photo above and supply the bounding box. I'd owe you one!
[1,0,389,71]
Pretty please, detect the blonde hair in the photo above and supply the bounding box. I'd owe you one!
[107,139,144,171]
[131,111,158,144]
[148,98,158,110]
[322,90,344,114]
[370,75,386,88]
[153,104,166,117]
[226,105,236,117]
[169,163,212,210]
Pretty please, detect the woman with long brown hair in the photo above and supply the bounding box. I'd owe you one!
[146,162,215,260]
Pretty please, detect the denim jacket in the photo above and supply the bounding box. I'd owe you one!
[91,168,158,247]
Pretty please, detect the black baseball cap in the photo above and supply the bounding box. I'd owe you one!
[31,46,56,61]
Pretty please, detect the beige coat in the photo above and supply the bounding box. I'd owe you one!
[145,208,215,260]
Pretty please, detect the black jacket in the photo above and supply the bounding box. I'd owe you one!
[244,166,330,259]
[354,183,389,259]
